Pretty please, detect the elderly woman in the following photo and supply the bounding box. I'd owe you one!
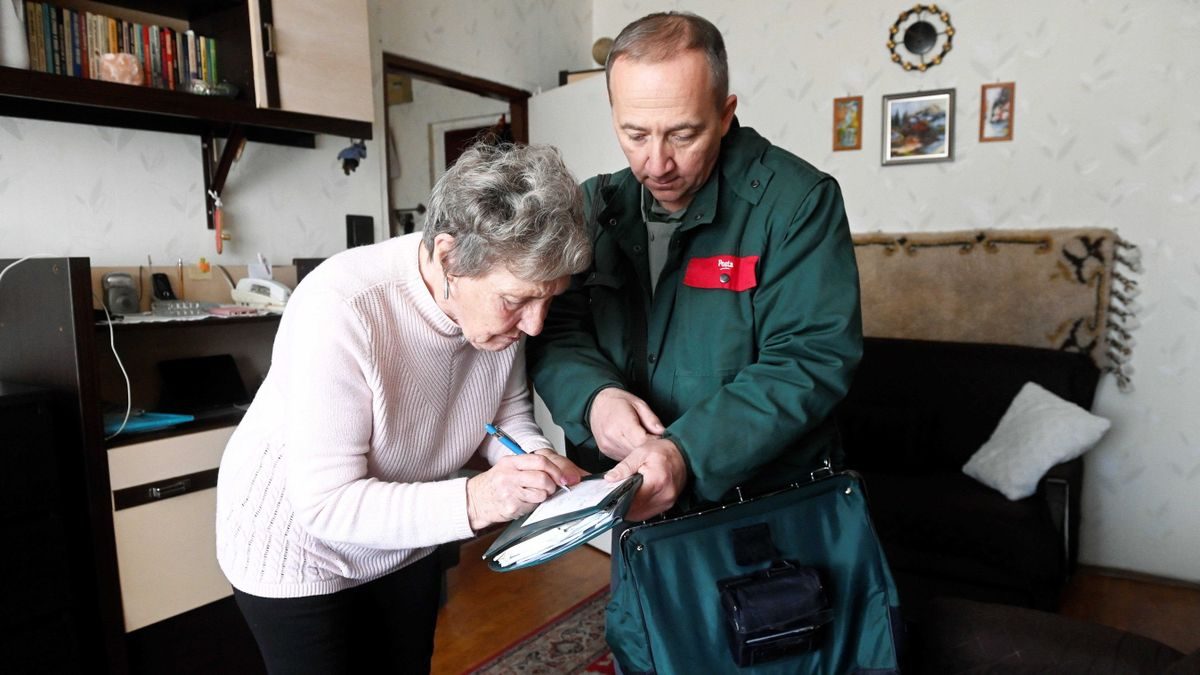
[216,142,590,673]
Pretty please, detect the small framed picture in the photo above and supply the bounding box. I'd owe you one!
[980,82,1015,142]
[833,96,863,151]
[882,88,955,165]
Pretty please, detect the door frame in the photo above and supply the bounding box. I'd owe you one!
[381,53,531,234]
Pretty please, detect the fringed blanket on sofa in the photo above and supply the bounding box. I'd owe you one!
[852,228,1141,390]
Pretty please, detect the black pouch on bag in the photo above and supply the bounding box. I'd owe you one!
[717,561,833,667]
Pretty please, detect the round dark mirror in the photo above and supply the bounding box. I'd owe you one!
[903,20,938,54]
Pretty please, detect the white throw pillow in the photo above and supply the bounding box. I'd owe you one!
[963,381,1111,501]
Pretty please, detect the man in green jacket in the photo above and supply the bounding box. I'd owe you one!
[527,11,862,521]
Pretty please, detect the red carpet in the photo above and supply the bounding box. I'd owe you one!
[463,587,613,674]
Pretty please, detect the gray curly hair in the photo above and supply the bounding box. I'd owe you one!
[422,142,590,282]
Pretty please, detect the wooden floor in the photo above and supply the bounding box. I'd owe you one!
[432,537,1200,673]
[1061,567,1200,653]
[431,533,610,674]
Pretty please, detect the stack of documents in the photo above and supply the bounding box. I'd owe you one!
[484,474,642,571]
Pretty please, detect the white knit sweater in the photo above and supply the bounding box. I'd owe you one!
[216,233,551,598]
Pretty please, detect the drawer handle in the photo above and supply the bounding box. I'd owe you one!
[149,479,191,500]
[263,22,276,57]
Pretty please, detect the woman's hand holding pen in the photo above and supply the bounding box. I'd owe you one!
[465,453,584,531]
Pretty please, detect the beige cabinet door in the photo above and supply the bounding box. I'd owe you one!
[248,0,374,123]
[109,427,236,632]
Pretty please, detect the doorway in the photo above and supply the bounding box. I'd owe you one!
[382,54,531,238]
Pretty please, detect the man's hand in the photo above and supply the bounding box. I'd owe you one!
[589,388,666,462]
[465,452,583,531]
[604,437,688,521]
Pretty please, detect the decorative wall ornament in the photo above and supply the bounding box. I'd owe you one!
[592,37,614,66]
[980,82,1016,142]
[887,4,955,72]
[882,88,955,165]
[833,96,863,151]
[852,228,1142,391]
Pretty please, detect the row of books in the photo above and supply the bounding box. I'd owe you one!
[22,2,220,90]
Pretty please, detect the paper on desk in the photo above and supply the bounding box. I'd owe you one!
[494,511,613,568]
[523,477,626,526]
[107,313,209,324]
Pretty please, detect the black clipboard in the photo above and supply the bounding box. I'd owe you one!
[483,473,642,572]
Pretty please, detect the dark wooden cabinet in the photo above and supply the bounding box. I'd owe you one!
[0,383,85,673]
[0,258,279,674]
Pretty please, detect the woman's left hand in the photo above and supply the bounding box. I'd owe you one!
[465,452,585,531]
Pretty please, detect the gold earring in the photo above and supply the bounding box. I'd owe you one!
[443,275,450,300]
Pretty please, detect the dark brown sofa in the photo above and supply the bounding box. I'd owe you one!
[835,337,1102,615]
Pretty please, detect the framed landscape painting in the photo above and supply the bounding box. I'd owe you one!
[980,82,1015,142]
[833,95,863,151]
[882,88,955,165]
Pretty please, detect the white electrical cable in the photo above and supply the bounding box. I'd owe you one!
[96,295,133,440]
[0,254,54,288]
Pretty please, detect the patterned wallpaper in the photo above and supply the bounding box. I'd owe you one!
[376,0,594,94]
[1,0,1193,582]
[0,0,593,266]
[594,0,1200,582]
[0,106,383,266]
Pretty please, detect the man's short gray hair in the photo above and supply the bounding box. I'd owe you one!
[605,11,729,108]
[422,142,590,282]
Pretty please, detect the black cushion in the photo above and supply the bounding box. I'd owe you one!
[862,471,1063,586]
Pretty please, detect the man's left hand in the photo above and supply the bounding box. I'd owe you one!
[604,437,688,521]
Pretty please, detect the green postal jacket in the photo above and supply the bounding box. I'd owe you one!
[527,120,863,504]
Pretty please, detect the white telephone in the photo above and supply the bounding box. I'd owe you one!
[231,277,291,313]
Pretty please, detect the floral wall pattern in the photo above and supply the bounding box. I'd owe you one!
[0,0,593,266]
[0,0,1193,581]
[594,0,1200,582]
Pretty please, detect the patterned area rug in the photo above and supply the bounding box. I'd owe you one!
[465,587,613,674]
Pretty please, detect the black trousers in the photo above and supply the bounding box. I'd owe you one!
[233,552,442,674]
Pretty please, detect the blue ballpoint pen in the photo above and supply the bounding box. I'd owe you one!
[485,422,570,491]
[484,422,526,454]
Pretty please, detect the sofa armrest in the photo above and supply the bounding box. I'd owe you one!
[1040,457,1084,574]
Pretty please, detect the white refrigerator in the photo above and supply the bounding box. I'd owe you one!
[528,74,629,554]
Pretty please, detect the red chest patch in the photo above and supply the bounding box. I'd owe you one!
[683,255,759,291]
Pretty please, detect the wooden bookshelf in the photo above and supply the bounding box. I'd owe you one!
[2,0,373,145]
[0,63,369,145]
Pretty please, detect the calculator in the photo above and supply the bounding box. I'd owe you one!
[151,300,215,318]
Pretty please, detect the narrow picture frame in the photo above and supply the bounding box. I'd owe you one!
[833,95,863,151]
[881,88,955,165]
[979,82,1015,142]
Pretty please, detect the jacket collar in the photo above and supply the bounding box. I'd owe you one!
[719,118,774,208]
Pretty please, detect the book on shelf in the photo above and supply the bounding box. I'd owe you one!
[48,7,60,75]
[19,2,218,93]
[25,3,43,72]
[85,11,99,78]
